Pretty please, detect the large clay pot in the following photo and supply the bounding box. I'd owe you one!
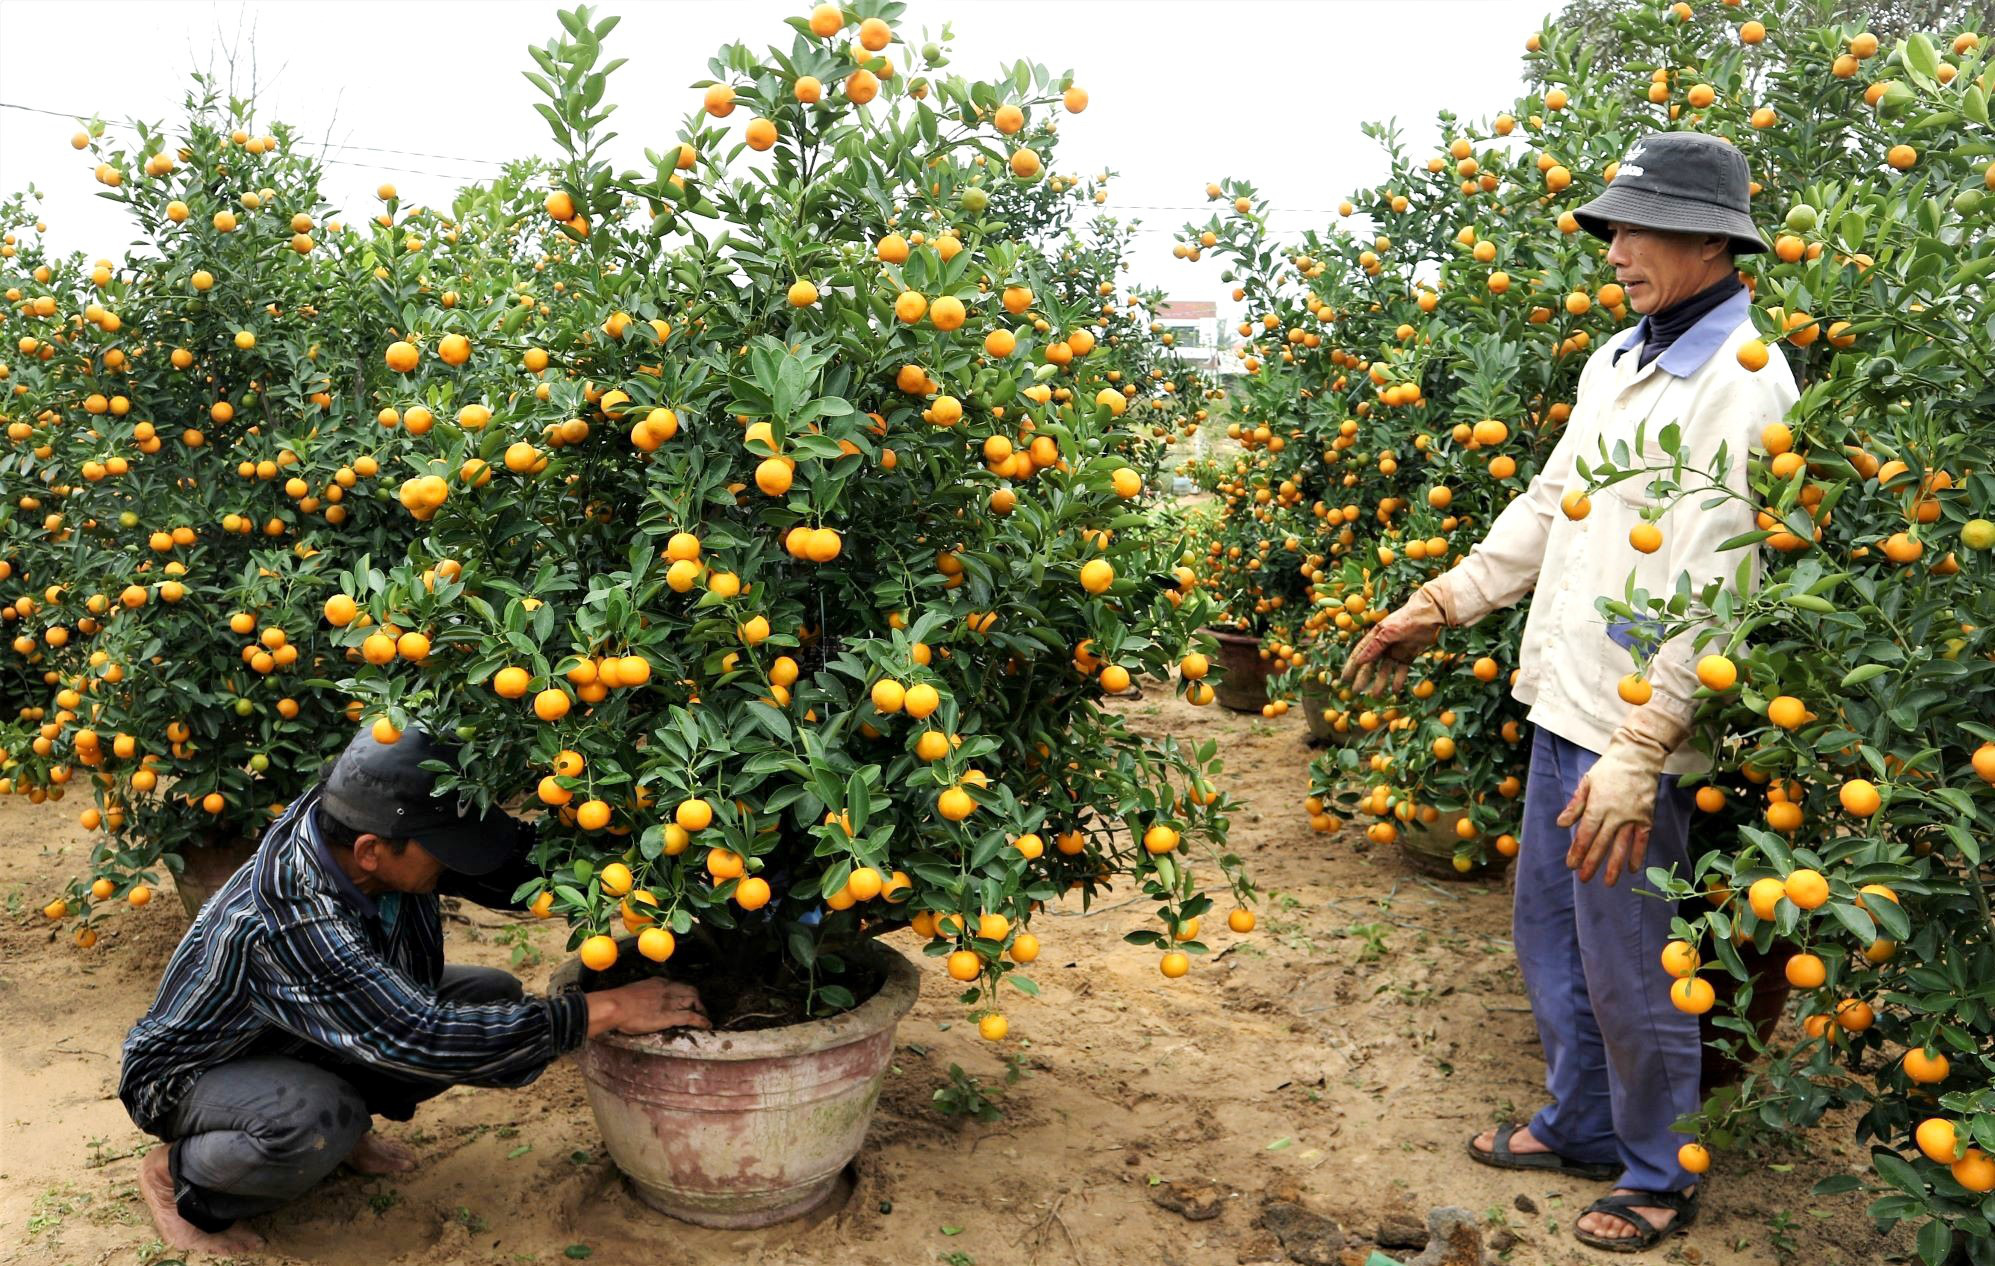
[1298,682,1342,746]
[1206,627,1270,714]
[1676,894,1792,1089]
[1395,809,1511,881]
[553,940,921,1228]
[173,837,261,918]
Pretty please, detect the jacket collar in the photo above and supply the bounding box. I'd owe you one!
[1610,285,1752,378]
[299,786,382,919]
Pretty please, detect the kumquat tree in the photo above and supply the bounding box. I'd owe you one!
[0,2,1251,1036]
[0,88,449,929]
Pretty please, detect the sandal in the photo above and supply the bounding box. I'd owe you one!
[1572,1188,1700,1253]
[1465,1123,1619,1182]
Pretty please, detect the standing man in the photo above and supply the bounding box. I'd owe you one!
[1344,132,1798,1252]
[119,724,708,1254]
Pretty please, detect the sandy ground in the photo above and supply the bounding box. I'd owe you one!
[0,693,1903,1266]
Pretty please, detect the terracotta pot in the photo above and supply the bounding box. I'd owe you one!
[1678,909,1792,1090]
[1395,809,1511,881]
[1205,627,1270,714]
[553,940,920,1228]
[1298,682,1342,746]
[173,837,261,918]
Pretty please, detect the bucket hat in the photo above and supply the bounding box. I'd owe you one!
[1571,131,1770,256]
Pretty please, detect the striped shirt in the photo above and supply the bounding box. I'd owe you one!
[118,785,587,1137]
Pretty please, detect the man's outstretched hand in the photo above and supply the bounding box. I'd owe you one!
[587,978,711,1037]
[1341,585,1449,697]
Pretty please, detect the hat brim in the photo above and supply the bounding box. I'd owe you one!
[406,800,520,876]
[1571,184,1770,256]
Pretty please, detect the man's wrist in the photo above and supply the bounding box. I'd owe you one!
[1415,577,1462,627]
[584,990,622,1038]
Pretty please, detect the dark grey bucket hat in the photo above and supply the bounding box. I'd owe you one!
[1571,131,1770,255]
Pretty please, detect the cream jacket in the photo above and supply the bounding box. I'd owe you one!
[1428,289,1799,774]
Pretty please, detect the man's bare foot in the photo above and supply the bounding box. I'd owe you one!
[137,1146,267,1254]
[344,1130,418,1175]
[1470,1123,1553,1157]
[1576,1186,1695,1242]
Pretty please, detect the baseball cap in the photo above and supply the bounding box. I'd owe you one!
[321,724,518,875]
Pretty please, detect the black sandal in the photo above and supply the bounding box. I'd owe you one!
[1573,1188,1700,1253]
[1465,1122,1619,1182]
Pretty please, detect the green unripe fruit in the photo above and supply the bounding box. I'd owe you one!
[1963,519,1995,551]
[960,187,989,214]
[234,697,255,716]
[119,511,139,528]
[1784,204,1818,233]
[249,754,270,772]
[1956,189,1986,216]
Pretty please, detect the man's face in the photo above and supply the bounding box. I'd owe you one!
[354,835,447,893]
[1602,222,1730,314]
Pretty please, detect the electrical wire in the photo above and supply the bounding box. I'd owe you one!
[0,100,510,183]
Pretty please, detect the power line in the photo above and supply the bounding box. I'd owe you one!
[1084,202,1350,216]
[0,100,512,181]
[7,103,1360,213]
[4,99,1363,232]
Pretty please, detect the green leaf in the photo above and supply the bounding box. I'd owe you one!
[848,773,872,835]
[1905,33,1942,84]
[1917,1215,1952,1265]
[747,701,794,744]
[1840,664,1890,688]
[1828,901,1877,945]
[1873,1150,1927,1199]
[1868,894,1913,941]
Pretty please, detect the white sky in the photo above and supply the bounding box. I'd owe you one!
[0,0,1555,312]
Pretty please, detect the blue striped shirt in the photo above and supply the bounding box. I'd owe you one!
[118,785,587,1137]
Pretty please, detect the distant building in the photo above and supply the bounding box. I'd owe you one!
[1155,300,1243,378]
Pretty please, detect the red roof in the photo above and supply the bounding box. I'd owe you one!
[1157,300,1216,320]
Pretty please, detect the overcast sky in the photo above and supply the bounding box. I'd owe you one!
[0,0,1556,308]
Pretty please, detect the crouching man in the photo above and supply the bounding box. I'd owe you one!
[118,724,707,1253]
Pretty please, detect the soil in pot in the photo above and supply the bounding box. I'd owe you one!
[575,935,885,1032]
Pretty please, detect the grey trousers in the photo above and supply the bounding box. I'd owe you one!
[165,964,522,1232]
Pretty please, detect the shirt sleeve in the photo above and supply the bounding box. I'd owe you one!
[1643,358,1798,727]
[434,813,546,911]
[1428,395,1585,626]
[247,910,587,1086]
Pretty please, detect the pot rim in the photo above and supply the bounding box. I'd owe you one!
[1199,625,1262,649]
[550,937,922,1062]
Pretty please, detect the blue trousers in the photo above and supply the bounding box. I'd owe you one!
[1515,728,1701,1193]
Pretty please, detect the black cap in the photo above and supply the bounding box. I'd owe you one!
[321,724,517,875]
[1571,131,1771,256]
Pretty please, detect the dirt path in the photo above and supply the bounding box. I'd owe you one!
[0,695,1900,1266]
